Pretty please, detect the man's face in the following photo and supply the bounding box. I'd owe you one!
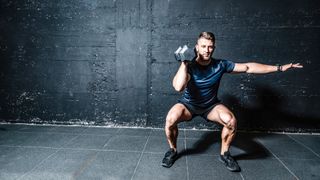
[195,38,215,61]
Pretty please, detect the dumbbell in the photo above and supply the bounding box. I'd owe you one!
[174,45,196,62]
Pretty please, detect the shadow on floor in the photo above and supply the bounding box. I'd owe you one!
[177,131,270,161]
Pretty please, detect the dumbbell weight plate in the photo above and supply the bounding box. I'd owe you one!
[174,45,195,62]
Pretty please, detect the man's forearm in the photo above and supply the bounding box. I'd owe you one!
[245,62,303,74]
[173,62,189,92]
[246,62,279,74]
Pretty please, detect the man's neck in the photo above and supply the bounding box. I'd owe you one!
[196,57,212,66]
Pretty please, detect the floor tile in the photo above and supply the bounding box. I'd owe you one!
[22,149,99,180]
[240,158,296,180]
[0,146,57,180]
[257,134,317,159]
[188,155,242,180]
[19,133,77,148]
[132,153,187,180]
[281,158,320,180]
[144,136,185,153]
[49,126,87,134]
[231,132,272,160]
[63,134,112,149]
[185,130,219,139]
[18,125,57,133]
[0,132,39,146]
[77,151,141,180]
[0,124,319,180]
[150,129,166,137]
[118,128,151,136]
[288,134,320,156]
[151,128,185,138]
[0,124,28,131]
[185,137,220,156]
[104,135,148,152]
[81,127,119,135]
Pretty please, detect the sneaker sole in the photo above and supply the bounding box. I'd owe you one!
[218,156,240,172]
[161,162,173,168]
[161,155,177,168]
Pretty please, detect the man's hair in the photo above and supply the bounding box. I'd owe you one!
[197,32,215,43]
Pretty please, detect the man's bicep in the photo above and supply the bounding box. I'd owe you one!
[231,63,248,73]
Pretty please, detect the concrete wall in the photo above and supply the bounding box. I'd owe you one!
[1,0,319,132]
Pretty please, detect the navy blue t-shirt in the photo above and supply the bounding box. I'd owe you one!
[179,58,235,108]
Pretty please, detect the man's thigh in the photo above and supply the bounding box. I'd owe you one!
[205,104,235,126]
[167,103,193,123]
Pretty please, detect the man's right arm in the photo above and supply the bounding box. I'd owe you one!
[172,62,190,92]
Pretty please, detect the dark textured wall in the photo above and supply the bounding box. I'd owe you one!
[1,0,319,132]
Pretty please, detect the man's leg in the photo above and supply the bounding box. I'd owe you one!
[206,104,240,172]
[162,103,192,167]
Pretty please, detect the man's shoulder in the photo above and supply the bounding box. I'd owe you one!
[214,58,235,66]
[213,58,233,63]
[212,58,226,66]
[212,58,235,72]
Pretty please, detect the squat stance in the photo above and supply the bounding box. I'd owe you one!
[162,32,303,172]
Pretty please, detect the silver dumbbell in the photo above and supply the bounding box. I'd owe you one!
[174,45,195,62]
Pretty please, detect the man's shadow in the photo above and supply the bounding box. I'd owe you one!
[176,85,319,160]
[231,85,320,132]
[177,130,270,161]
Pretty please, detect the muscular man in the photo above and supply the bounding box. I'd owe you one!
[162,32,303,172]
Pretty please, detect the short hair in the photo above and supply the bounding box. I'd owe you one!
[197,32,215,43]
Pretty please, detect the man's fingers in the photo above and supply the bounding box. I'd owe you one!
[292,63,303,68]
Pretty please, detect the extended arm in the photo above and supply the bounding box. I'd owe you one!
[232,62,303,74]
[173,62,190,92]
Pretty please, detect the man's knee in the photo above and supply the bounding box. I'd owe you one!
[221,113,237,131]
[165,113,179,129]
[227,118,237,132]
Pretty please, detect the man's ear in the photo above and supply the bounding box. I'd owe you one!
[195,44,199,52]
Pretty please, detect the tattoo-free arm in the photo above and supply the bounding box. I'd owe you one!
[173,62,191,92]
[232,62,303,74]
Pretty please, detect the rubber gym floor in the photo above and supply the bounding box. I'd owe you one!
[0,123,319,180]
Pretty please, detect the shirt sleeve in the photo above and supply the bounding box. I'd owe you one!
[222,59,235,73]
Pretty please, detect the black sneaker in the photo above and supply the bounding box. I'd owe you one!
[162,148,177,168]
[218,151,241,172]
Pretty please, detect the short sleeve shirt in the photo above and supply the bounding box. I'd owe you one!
[179,58,235,108]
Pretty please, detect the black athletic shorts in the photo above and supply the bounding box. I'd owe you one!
[178,99,221,120]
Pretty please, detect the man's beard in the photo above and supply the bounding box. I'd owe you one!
[199,53,212,61]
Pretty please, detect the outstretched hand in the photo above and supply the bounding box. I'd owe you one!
[281,63,303,71]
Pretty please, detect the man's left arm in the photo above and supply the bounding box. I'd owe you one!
[232,62,303,74]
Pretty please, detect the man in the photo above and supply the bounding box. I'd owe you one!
[162,32,303,172]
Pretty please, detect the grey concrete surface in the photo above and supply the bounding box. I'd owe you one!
[0,124,319,180]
